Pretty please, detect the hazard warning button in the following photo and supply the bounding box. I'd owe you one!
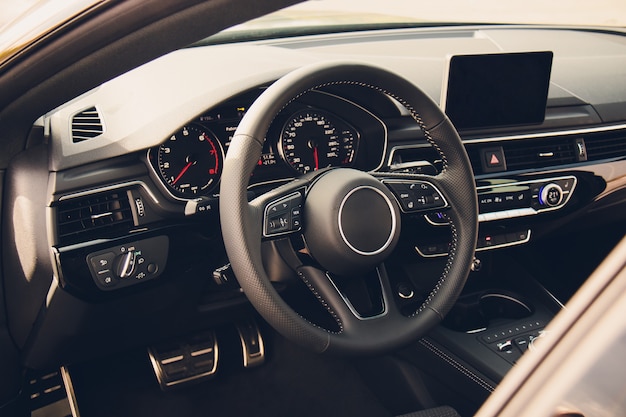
[481,147,507,173]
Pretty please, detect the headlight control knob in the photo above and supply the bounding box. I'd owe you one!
[116,251,137,278]
[539,183,563,207]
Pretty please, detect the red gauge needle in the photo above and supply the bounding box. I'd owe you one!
[172,160,193,185]
[313,146,319,170]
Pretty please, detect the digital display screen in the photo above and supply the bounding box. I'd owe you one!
[441,51,553,130]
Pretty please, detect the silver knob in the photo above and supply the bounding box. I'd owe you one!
[116,251,137,278]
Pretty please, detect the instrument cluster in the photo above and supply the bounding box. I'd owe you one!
[147,88,386,200]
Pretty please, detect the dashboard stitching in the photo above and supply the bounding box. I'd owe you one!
[419,338,496,392]
[297,270,344,334]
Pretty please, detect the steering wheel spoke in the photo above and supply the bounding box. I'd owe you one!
[296,264,406,336]
[295,265,363,330]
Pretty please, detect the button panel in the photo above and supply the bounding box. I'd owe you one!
[425,175,577,226]
[478,175,576,223]
[384,180,447,213]
[263,192,303,237]
[86,235,169,291]
[481,320,544,344]
[480,320,545,364]
[416,229,531,258]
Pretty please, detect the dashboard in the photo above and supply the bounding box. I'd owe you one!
[6,25,626,369]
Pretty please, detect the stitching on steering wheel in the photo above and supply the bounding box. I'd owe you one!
[297,270,344,334]
[413,213,458,318]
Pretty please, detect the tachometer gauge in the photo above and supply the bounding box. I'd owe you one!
[156,125,224,198]
[280,109,357,174]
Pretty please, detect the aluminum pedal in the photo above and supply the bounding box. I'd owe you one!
[148,329,218,390]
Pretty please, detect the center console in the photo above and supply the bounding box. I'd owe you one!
[392,250,563,415]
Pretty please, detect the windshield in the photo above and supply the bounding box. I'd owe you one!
[203,0,626,44]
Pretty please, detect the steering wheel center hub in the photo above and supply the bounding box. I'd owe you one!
[303,169,401,276]
[339,186,396,255]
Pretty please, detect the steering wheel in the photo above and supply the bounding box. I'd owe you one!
[220,62,478,355]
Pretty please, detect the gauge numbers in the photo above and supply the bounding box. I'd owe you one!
[157,125,224,197]
[280,110,357,174]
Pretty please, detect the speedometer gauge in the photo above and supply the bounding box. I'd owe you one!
[156,125,224,197]
[279,109,357,174]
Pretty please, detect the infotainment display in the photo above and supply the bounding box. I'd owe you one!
[441,51,553,130]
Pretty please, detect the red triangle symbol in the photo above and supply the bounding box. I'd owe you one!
[490,154,500,165]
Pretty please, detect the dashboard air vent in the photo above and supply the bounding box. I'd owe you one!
[71,107,104,142]
[393,127,626,177]
[56,191,134,244]
[585,131,626,160]
[466,136,578,175]
[503,137,577,171]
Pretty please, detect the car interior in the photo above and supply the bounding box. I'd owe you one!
[0,1,625,416]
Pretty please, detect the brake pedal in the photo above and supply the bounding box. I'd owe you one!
[236,319,265,368]
[148,330,218,390]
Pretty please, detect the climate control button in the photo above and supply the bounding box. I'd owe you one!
[539,183,563,207]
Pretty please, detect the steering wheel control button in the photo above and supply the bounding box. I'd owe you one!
[86,235,169,291]
[263,192,303,237]
[384,180,447,213]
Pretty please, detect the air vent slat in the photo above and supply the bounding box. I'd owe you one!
[71,107,103,142]
[586,133,626,159]
[393,128,626,177]
[464,129,626,175]
[56,191,134,244]
[503,137,577,172]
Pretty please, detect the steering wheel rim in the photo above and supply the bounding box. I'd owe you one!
[220,62,478,354]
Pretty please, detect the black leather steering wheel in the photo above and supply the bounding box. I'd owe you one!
[220,62,478,355]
